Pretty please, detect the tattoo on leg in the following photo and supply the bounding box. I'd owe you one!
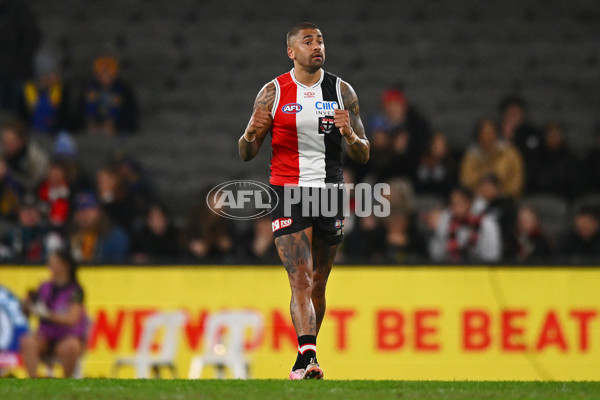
[275,231,312,275]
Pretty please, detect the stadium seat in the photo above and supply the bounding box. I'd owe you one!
[188,310,264,380]
[111,311,187,379]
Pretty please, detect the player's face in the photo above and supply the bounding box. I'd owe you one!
[288,29,325,70]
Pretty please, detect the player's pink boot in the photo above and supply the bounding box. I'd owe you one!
[302,359,324,380]
[289,369,305,380]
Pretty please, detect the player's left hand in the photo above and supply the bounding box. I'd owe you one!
[334,109,352,138]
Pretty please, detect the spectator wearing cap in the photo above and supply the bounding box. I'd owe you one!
[16,48,72,134]
[69,192,129,263]
[350,87,432,182]
[52,132,93,193]
[459,118,524,199]
[428,187,502,263]
[78,54,138,135]
[0,198,48,262]
[0,118,49,193]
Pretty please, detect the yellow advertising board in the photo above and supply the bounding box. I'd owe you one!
[1,265,600,380]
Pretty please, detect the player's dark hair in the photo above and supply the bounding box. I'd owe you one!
[287,22,320,46]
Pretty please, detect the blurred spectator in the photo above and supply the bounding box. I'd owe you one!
[384,213,427,263]
[459,118,524,198]
[0,160,20,222]
[1,118,49,193]
[499,95,542,169]
[96,166,136,233]
[181,190,234,262]
[526,122,581,199]
[239,216,279,264]
[78,54,138,135]
[514,205,552,263]
[343,215,387,263]
[20,249,88,378]
[52,132,92,193]
[581,123,600,195]
[0,198,47,262]
[114,156,155,214]
[69,192,129,263]
[0,0,41,110]
[471,174,517,259]
[131,203,180,263]
[350,87,431,182]
[37,160,71,228]
[413,132,457,197]
[17,48,72,134]
[560,205,600,262]
[429,187,502,263]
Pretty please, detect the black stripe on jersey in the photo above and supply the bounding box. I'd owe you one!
[321,71,343,184]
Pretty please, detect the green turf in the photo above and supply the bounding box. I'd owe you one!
[1,379,599,400]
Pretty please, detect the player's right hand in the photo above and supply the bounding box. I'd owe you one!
[246,109,272,135]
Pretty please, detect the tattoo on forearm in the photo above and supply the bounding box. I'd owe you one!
[340,81,370,163]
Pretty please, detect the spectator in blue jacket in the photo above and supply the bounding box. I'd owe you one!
[78,54,138,135]
[69,192,129,263]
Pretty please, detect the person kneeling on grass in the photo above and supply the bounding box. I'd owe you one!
[20,249,88,378]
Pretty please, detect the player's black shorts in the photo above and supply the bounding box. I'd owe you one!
[270,184,345,245]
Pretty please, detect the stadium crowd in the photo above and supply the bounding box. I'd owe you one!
[0,0,599,265]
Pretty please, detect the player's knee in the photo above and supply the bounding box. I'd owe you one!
[56,337,81,358]
[290,270,312,293]
[20,334,37,352]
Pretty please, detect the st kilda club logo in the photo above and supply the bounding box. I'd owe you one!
[318,116,335,134]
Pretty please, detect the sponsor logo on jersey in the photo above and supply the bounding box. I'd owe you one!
[304,91,316,98]
[319,116,335,134]
[315,101,339,110]
[282,103,303,114]
[272,218,293,232]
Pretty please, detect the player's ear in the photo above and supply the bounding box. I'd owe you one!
[287,46,295,60]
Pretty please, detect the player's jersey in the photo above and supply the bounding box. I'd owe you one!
[268,69,344,187]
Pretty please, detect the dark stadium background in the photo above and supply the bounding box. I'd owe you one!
[0,0,599,264]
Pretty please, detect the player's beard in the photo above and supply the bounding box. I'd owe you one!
[302,55,324,72]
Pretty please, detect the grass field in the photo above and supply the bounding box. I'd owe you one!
[1,379,599,400]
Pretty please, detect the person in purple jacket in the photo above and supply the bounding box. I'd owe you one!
[20,249,88,377]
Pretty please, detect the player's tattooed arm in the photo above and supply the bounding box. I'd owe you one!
[239,82,275,161]
[338,81,370,164]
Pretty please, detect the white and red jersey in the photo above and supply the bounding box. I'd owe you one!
[268,69,344,187]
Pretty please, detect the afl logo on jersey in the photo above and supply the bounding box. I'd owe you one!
[282,103,303,114]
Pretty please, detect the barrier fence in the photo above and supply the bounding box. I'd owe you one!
[1,265,599,380]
